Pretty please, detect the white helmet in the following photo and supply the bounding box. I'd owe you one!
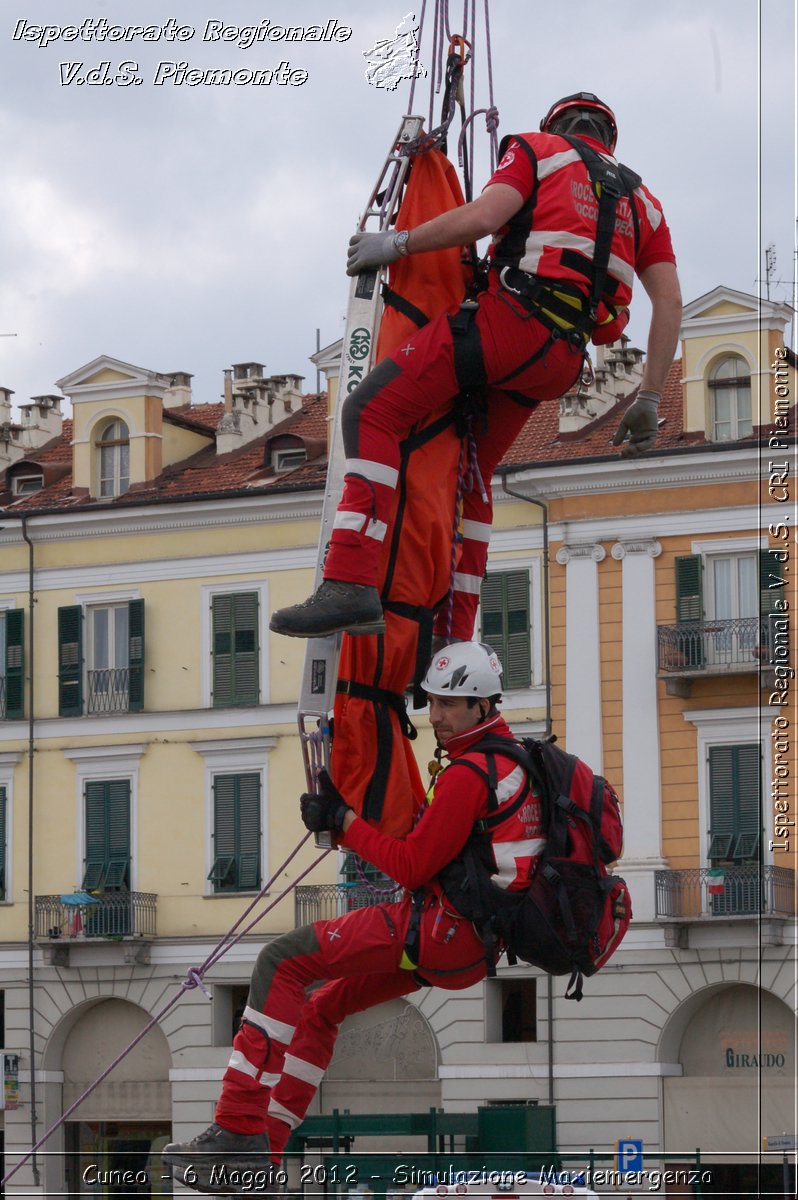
[422,641,504,697]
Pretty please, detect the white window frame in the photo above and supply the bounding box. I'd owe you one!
[682,708,771,865]
[200,580,270,709]
[63,745,145,892]
[11,475,43,496]
[273,447,307,473]
[708,353,753,442]
[192,738,275,897]
[75,589,141,716]
[0,753,21,905]
[95,417,131,498]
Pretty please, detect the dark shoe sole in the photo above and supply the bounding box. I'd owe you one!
[268,618,385,638]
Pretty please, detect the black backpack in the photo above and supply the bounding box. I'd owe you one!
[438,735,632,1000]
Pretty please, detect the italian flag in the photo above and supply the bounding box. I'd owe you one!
[707,868,726,895]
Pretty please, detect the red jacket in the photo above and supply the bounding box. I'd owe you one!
[342,714,544,896]
[485,131,676,313]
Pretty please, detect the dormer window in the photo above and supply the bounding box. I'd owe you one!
[274,447,307,472]
[708,355,752,441]
[97,420,130,497]
[12,474,43,496]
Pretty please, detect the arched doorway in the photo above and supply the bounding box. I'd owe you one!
[662,983,794,1193]
[57,998,172,1197]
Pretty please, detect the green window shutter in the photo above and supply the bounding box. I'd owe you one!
[58,605,84,717]
[127,599,145,712]
[237,773,262,891]
[480,571,531,690]
[760,548,784,614]
[675,555,703,622]
[5,609,24,720]
[83,779,131,890]
[210,773,261,892]
[708,744,760,863]
[0,785,6,899]
[212,592,260,707]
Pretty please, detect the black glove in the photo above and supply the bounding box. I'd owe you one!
[300,769,353,834]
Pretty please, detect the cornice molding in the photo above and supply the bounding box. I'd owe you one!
[0,492,324,544]
[504,446,760,499]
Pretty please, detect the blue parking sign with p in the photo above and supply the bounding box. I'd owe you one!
[616,1138,643,1173]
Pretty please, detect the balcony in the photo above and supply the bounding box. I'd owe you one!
[35,891,157,965]
[655,865,795,922]
[657,617,775,695]
[295,882,403,924]
[87,667,131,714]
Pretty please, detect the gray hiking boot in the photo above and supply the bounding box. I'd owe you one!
[162,1122,272,1194]
[269,580,385,638]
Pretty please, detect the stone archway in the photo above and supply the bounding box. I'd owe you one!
[59,997,172,1120]
[319,997,440,1117]
[662,983,795,1155]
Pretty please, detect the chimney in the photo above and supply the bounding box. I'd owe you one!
[163,371,193,409]
[18,395,64,451]
[558,336,644,435]
[216,362,305,455]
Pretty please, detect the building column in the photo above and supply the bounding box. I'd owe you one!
[556,542,605,772]
[612,538,667,921]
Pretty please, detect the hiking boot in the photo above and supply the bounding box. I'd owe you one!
[162,1122,272,1195]
[269,580,385,638]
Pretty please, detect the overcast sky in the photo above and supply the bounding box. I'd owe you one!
[1,0,794,414]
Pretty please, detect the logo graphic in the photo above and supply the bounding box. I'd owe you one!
[497,148,516,170]
[363,12,427,91]
[349,327,371,360]
[435,656,450,669]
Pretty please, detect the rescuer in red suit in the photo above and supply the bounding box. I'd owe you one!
[163,643,544,1193]
[270,93,682,642]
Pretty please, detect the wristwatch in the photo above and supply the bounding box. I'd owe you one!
[394,230,411,257]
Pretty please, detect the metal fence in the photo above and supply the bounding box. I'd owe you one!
[294,883,404,925]
[36,892,157,940]
[655,866,795,919]
[87,668,131,714]
[657,617,767,674]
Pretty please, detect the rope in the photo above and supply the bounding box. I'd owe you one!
[1,835,330,1191]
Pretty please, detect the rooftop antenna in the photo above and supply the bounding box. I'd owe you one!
[764,243,777,301]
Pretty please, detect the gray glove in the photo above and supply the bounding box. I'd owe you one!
[612,390,661,457]
[346,231,402,276]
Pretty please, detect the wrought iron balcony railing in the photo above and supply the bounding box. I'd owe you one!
[657,617,774,676]
[295,882,403,925]
[655,866,795,919]
[87,668,131,714]
[36,891,157,940]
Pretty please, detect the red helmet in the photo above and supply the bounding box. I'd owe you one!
[540,92,618,153]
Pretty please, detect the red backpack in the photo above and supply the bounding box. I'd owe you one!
[438,735,632,1001]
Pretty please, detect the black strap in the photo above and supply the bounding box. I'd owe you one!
[402,888,426,968]
[336,678,417,741]
[381,282,430,331]
[448,300,487,394]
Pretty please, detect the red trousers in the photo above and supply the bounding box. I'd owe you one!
[215,894,487,1161]
[325,290,583,638]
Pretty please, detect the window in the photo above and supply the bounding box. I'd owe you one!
[672,549,777,669]
[0,610,24,721]
[274,448,307,472]
[480,571,531,690]
[96,419,130,497]
[11,474,43,496]
[0,785,6,901]
[208,773,261,893]
[707,744,761,916]
[83,779,131,891]
[708,355,752,441]
[211,593,260,707]
[486,977,537,1043]
[58,600,144,717]
[707,745,760,863]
